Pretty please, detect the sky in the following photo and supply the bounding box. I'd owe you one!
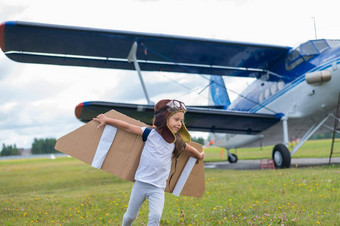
[1,0,340,148]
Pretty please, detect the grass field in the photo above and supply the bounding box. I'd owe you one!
[204,139,340,162]
[1,140,339,225]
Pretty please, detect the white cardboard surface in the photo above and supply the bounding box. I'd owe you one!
[172,156,197,196]
[91,125,117,169]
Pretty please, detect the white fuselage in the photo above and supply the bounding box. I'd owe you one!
[213,56,340,149]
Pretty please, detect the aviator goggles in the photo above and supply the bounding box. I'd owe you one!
[154,100,187,115]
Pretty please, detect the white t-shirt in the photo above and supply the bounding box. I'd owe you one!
[134,127,174,189]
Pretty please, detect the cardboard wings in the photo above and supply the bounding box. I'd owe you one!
[55,110,205,198]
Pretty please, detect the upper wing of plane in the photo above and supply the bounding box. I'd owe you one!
[76,101,282,134]
[0,21,291,79]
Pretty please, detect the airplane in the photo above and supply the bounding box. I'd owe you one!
[1,21,340,168]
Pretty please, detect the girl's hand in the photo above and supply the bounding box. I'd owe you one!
[195,151,205,164]
[93,114,108,128]
[185,143,205,161]
[198,151,205,160]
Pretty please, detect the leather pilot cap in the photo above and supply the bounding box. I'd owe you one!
[153,99,191,143]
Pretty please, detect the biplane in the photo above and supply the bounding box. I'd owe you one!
[1,21,340,168]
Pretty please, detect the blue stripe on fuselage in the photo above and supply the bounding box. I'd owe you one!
[229,56,340,113]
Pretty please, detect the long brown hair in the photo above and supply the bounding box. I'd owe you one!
[173,133,185,158]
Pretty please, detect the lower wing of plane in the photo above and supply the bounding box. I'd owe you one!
[76,101,283,135]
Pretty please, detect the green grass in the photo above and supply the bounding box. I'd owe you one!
[204,139,340,162]
[1,154,339,225]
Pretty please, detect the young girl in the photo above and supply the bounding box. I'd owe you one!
[93,99,204,226]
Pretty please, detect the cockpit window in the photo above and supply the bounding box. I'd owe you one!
[286,39,334,70]
[327,40,340,48]
[300,41,319,55]
[287,49,300,62]
[313,40,330,53]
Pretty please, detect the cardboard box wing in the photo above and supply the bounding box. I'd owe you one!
[55,110,205,198]
[166,142,205,197]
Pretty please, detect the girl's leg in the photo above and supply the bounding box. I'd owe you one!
[147,187,165,226]
[122,181,147,226]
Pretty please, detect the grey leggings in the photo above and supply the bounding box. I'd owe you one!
[122,181,165,226]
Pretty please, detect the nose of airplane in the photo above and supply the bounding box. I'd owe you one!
[75,102,84,119]
[0,22,5,52]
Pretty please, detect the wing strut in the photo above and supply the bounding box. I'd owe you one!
[128,42,151,104]
[290,114,333,156]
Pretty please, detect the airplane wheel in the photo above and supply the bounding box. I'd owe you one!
[272,144,291,168]
[228,153,238,164]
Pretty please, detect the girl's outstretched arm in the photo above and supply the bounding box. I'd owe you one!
[185,143,205,160]
[93,114,143,136]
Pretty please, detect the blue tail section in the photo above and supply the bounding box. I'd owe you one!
[209,75,231,109]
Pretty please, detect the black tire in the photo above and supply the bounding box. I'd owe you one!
[272,144,291,168]
[228,153,238,163]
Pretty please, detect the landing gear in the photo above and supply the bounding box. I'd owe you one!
[272,144,291,168]
[227,149,238,163]
[276,114,333,168]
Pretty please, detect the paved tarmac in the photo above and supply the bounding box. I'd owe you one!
[204,157,340,170]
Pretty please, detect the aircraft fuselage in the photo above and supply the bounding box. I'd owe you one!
[217,39,340,148]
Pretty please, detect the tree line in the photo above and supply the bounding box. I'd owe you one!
[0,135,206,157]
[0,138,59,156]
[310,132,340,140]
